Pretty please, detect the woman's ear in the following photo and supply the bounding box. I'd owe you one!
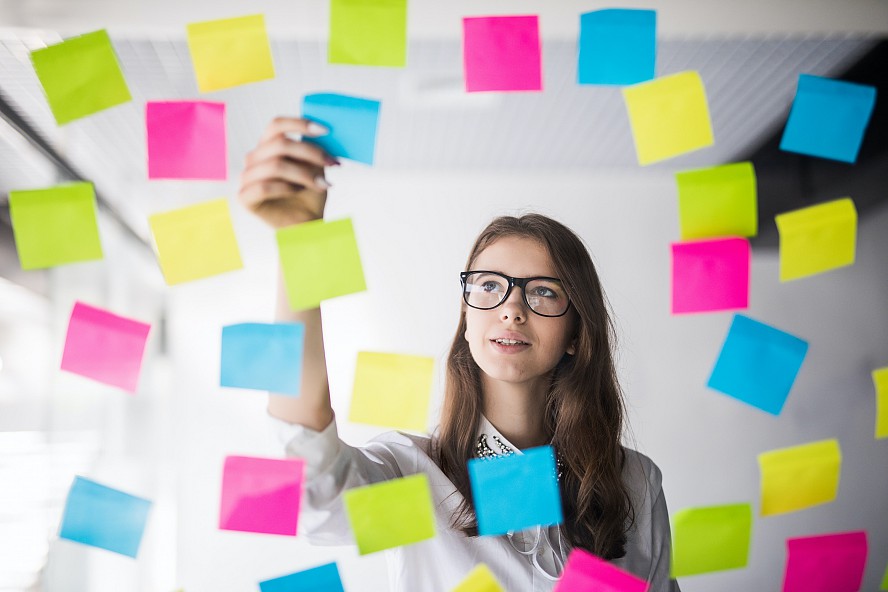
[566,339,577,356]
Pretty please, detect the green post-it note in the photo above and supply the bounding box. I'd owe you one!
[30,30,132,125]
[349,352,434,432]
[276,218,367,310]
[676,162,758,240]
[329,0,408,67]
[671,503,753,577]
[873,367,888,440]
[881,561,888,590]
[9,182,103,269]
[343,474,436,555]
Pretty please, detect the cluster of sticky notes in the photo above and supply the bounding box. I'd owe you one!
[59,476,152,557]
[146,101,227,180]
[302,93,382,165]
[554,548,649,592]
[874,367,888,440]
[775,198,857,282]
[463,16,542,93]
[782,531,867,592]
[328,0,407,67]
[452,564,504,592]
[220,323,305,396]
[675,162,758,240]
[671,237,750,314]
[670,503,753,577]
[348,351,434,432]
[578,9,656,86]
[219,455,304,536]
[758,439,842,516]
[186,14,275,93]
[259,562,346,592]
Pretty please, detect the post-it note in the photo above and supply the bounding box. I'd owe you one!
[219,456,304,536]
[468,446,562,536]
[783,531,867,592]
[60,302,151,392]
[671,237,750,314]
[707,314,808,415]
[259,562,346,592]
[9,182,103,270]
[881,561,888,591]
[348,352,434,432]
[553,548,649,592]
[186,14,275,93]
[671,503,752,577]
[147,101,227,180]
[30,29,132,125]
[302,93,381,165]
[220,323,305,396]
[452,564,504,592]
[276,218,366,311]
[578,9,656,85]
[874,367,888,440]
[676,162,758,240]
[463,16,542,92]
[758,439,841,516]
[148,198,243,285]
[343,474,436,554]
[623,71,714,165]
[780,74,877,163]
[329,0,407,67]
[775,198,857,282]
[59,476,151,557]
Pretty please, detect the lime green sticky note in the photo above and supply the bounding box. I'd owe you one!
[452,564,504,592]
[623,71,714,165]
[349,352,434,432]
[329,0,408,67]
[9,182,103,269]
[186,14,275,92]
[30,30,132,125]
[343,474,436,555]
[880,561,888,590]
[670,503,752,578]
[276,218,366,311]
[775,198,857,282]
[148,198,243,285]
[874,367,888,440]
[758,439,841,516]
[676,162,758,240]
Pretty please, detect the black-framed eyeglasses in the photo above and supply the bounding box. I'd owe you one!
[460,271,571,317]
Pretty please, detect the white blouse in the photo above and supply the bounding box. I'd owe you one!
[270,414,681,592]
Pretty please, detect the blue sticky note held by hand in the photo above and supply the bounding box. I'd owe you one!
[468,445,563,536]
[259,562,346,592]
[708,314,808,415]
[59,476,152,557]
[221,323,305,396]
[578,9,656,85]
[302,93,381,165]
[780,74,876,163]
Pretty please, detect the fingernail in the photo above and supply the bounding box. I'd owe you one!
[325,156,341,166]
[314,175,331,189]
[306,122,329,136]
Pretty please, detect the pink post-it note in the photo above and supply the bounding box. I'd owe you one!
[219,456,304,536]
[146,101,227,180]
[463,15,542,92]
[554,548,649,592]
[671,237,750,314]
[60,302,151,392]
[783,531,867,592]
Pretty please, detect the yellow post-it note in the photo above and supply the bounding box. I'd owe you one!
[148,198,243,285]
[329,0,408,67]
[452,564,504,592]
[343,474,436,555]
[9,182,103,269]
[758,439,841,516]
[874,367,888,439]
[775,198,857,282]
[276,218,367,311]
[186,14,275,92]
[349,352,434,432]
[623,71,714,165]
[676,162,758,240]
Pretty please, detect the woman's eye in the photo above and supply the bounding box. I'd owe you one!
[481,281,502,292]
[531,286,556,298]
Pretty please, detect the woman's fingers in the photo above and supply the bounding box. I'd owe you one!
[245,135,338,170]
[240,157,327,194]
[259,116,329,143]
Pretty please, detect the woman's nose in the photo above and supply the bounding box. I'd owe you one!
[499,287,527,321]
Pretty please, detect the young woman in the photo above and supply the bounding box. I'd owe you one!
[238,117,681,592]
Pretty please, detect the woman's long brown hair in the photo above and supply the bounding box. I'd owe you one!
[432,214,633,559]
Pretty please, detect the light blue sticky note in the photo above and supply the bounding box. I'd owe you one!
[578,9,656,85]
[220,323,305,396]
[302,93,381,165]
[259,562,346,592]
[779,74,876,163]
[707,314,808,415]
[59,476,152,558]
[468,446,563,536]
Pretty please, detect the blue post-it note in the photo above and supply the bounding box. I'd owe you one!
[708,314,809,415]
[578,9,656,85]
[302,93,381,165]
[259,562,345,592]
[779,74,876,163]
[220,323,305,396]
[468,445,563,536]
[59,476,152,557]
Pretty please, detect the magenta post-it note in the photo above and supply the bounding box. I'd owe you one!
[554,548,649,592]
[60,302,151,392]
[671,237,750,314]
[783,531,867,592]
[463,15,542,92]
[219,456,304,536]
[146,101,227,180]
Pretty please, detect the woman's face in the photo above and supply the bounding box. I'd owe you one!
[463,236,577,388]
